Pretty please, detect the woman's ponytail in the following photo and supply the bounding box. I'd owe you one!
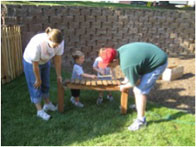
[45,27,63,44]
[45,27,52,34]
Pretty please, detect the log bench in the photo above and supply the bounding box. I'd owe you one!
[57,79,129,114]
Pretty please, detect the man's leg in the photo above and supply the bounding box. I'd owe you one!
[134,93,147,118]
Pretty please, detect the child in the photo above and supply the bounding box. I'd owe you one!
[70,51,97,107]
[93,48,113,105]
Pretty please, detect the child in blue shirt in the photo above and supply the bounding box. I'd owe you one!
[70,51,97,107]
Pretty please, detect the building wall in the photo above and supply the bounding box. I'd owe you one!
[2,4,195,73]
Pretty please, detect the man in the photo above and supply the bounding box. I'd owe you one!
[99,42,168,131]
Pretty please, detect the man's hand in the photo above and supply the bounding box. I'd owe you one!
[119,85,128,92]
[119,82,132,92]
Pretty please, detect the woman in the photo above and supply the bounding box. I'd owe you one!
[23,27,64,120]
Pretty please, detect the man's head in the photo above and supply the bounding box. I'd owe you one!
[99,48,119,68]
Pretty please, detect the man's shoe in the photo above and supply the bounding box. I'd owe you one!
[128,118,147,131]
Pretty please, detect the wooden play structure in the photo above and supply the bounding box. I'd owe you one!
[57,78,129,114]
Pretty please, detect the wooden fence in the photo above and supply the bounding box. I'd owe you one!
[1,26,23,84]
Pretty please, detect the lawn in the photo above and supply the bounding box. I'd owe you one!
[1,67,195,146]
[2,1,192,11]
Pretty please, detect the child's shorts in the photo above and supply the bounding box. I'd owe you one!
[23,59,51,104]
[133,62,168,95]
[71,89,80,97]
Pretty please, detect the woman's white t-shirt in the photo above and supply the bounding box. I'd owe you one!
[23,33,64,64]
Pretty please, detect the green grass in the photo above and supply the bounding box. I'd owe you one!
[1,67,195,146]
[1,1,192,11]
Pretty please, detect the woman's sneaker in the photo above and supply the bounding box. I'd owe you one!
[96,97,103,105]
[70,97,84,108]
[75,101,84,108]
[43,102,57,111]
[128,118,147,131]
[107,95,113,101]
[37,110,51,121]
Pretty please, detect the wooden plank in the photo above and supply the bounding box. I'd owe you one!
[107,80,112,85]
[116,80,121,85]
[75,79,80,84]
[102,80,108,86]
[120,91,128,114]
[91,80,96,86]
[17,26,23,74]
[97,80,102,85]
[81,79,86,85]
[5,27,13,82]
[86,80,91,86]
[14,26,20,76]
[112,80,117,85]
[65,83,120,91]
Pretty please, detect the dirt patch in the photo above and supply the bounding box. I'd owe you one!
[149,56,195,114]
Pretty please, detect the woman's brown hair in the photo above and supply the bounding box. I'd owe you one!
[45,27,63,44]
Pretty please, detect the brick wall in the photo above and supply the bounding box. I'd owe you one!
[2,4,195,73]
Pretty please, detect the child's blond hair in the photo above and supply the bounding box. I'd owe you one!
[72,50,84,61]
[98,48,106,56]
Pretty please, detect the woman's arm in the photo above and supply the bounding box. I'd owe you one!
[32,61,41,88]
[54,55,62,82]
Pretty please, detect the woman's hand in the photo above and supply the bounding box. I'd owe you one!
[34,79,41,89]
[57,76,62,83]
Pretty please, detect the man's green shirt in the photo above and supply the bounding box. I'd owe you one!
[117,42,168,86]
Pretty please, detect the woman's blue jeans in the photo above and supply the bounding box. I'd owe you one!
[23,59,51,104]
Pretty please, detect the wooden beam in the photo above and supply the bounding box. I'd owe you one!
[57,80,64,113]
[120,91,128,114]
[64,83,120,91]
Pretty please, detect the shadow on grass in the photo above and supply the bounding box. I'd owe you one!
[147,111,187,125]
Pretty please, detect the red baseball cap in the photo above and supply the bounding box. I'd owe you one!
[98,48,117,68]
